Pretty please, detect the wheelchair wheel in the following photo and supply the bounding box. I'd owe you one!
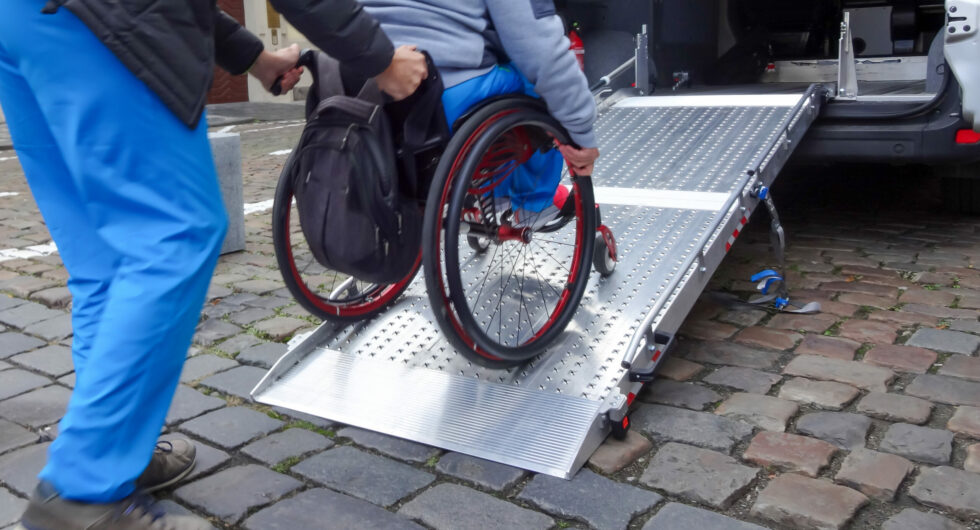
[422,99,596,368]
[272,154,418,321]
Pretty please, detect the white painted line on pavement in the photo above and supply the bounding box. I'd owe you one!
[269,149,293,156]
[0,192,19,198]
[0,241,58,263]
[241,121,304,134]
[216,125,235,134]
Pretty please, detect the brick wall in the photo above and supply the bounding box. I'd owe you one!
[208,0,250,104]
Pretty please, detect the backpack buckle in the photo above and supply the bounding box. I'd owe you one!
[341,124,356,150]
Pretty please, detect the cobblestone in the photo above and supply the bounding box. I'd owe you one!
[212,333,263,356]
[679,341,779,370]
[292,446,434,507]
[778,378,860,410]
[520,469,661,530]
[245,488,423,530]
[0,332,45,359]
[680,320,738,341]
[905,374,980,407]
[796,412,871,450]
[768,312,838,333]
[174,464,301,524]
[640,443,755,509]
[408,484,553,530]
[908,466,980,520]
[838,319,898,344]
[193,319,242,347]
[0,442,49,496]
[0,369,50,401]
[966,444,980,473]
[947,406,980,438]
[23,314,72,341]
[715,393,798,432]
[241,427,332,465]
[751,473,868,530]
[179,407,283,449]
[587,430,652,474]
[742,431,836,477]
[794,335,859,360]
[734,326,801,350]
[863,344,937,373]
[881,509,967,530]
[879,423,953,465]
[435,452,526,491]
[165,385,226,425]
[906,328,980,355]
[784,354,895,392]
[939,355,980,382]
[0,418,37,454]
[9,345,72,378]
[640,380,720,410]
[835,448,913,501]
[252,317,308,340]
[337,427,439,464]
[29,286,70,309]
[642,503,765,530]
[0,385,70,428]
[855,392,933,424]
[631,404,754,454]
[198,365,266,400]
[179,354,237,383]
[0,302,61,330]
[0,486,27,528]
[702,367,781,394]
[236,342,287,368]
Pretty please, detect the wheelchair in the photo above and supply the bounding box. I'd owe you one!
[272,53,617,368]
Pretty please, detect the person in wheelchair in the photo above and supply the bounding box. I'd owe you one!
[360,0,600,230]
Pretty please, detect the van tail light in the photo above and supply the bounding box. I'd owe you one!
[955,129,980,144]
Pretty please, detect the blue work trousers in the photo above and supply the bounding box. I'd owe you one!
[0,1,227,502]
[442,65,563,213]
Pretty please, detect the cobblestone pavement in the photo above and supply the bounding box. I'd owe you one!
[0,112,979,530]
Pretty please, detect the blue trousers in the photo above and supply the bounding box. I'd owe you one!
[442,65,563,213]
[0,1,227,502]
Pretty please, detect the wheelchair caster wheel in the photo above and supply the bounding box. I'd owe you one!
[467,235,490,254]
[593,234,616,277]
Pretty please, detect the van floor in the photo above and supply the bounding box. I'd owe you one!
[664,80,928,96]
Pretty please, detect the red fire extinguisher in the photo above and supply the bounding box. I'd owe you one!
[569,22,585,71]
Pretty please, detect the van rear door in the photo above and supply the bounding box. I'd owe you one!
[946,0,980,130]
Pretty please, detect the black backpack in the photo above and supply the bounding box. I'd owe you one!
[288,51,446,285]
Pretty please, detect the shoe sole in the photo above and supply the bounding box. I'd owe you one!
[140,458,196,494]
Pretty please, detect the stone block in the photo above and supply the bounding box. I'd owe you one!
[174,465,301,523]
[703,366,781,394]
[939,355,980,382]
[794,335,859,360]
[405,484,552,530]
[946,406,980,438]
[742,431,837,477]
[882,509,967,530]
[179,354,237,383]
[909,466,980,520]
[0,385,70,428]
[631,404,754,454]
[435,452,526,491]
[679,341,779,369]
[639,380,720,410]
[966,444,980,473]
[855,392,933,424]
[236,342,287,368]
[640,443,756,509]
[795,412,871,450]
[751,474,868,530]
[519,469,661,530]
[734,327,801,351]
[863,344,937,373]
[192,319,242,347]
[587,430,652,474]
[337,426,439,464]
[0,369,50,400]
[905,374,980,406]
[0,302,61,330]
[179,407,283,449]
[245,488,423,530]
[783,355,894,392]
[0,418,38,454]
[778,378,859,410]
[165,385,225,425]
[879,423,952,465]
[906,328,980,355]
[292,446,434,507]
[642,503,765,530]
[198,365,265,400]
[838,320,898,344]
[835,448,913,501]
[0,486,27,528]
[209,132,244,254]
[716,393,798,432]
[23,314,72,341]
[9,345,72,378]
[252,317,310,341]
[0,443,49,496]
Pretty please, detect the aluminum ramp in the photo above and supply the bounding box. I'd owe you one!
[251,85,827,479]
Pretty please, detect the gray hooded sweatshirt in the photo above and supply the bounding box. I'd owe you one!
[360,0,597,147]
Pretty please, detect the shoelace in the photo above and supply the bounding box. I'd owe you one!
[154,441,173,455]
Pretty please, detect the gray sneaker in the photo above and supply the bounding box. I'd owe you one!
[16,482,210,530]
[136,439,196,493]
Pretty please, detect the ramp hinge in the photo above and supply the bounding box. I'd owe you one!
[627,332,675,382]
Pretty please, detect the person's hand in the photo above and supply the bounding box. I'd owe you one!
[559,144,600,176]
[249,44,304,94]
[375,45,428,101]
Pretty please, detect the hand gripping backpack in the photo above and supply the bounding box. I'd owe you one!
[287,51,446,285]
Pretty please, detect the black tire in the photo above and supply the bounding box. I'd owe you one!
[593,234,616,277]
[272,154,418,321]
[422,101,596,368]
